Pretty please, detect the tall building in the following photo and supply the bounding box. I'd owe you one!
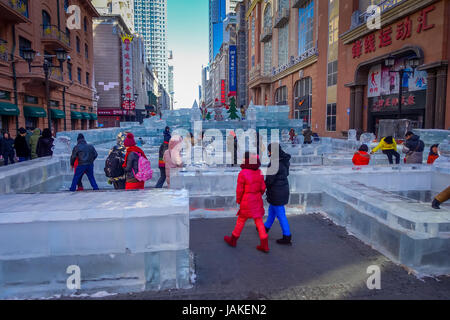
[168,65,174,109]
[92,0,135,32]
[134,0,169,91]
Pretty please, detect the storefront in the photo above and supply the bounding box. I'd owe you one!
[0,102,19,133]
[97,109,123,128]
[50,108,66,134]
[23,106,46,131]
[71,111,82,131]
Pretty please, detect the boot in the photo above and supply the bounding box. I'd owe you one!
[256,237,269,253]
[224,234,238,247]
[276,235,292,245]
[256,226,270,233]
[432,199,441,210]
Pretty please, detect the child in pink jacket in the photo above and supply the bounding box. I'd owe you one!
[224,152,269,253]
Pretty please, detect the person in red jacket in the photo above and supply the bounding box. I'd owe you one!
[352,144,371,166]
[224,152,269,253]
[427,144,439,164]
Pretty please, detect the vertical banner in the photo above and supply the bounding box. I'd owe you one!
[367,64,381,97]
[228,45,237,96]
[121,34,135,110]
[221,80,226,104]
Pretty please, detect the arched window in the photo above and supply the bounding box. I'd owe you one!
[263,4,272,29]
[263,4,272,75]
[83,16,88,32]
[294,77,312,123]
[275,86,288,105]
[42,10,51,28]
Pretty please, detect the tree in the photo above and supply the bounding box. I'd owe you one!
[227,97,240,120]
[206,111,212,120]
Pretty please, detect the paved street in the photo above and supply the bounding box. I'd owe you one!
[102,214,450,300]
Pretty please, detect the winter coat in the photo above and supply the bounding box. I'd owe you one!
[352,151,370,166]
[70,139,98,166]
[0,137,14,156]
[163,129,171,143]
[36,137,54,158]
[123,146,147,183]
[303,128,313,143]
[163,136,183,186]
[427,154,439,164]
[29,128,41,159]
[265,149,291,206]
[403,135,424,164]
[158,141,169,168]
[372,137,397,153]
[14,135,30,158]
[236,165,266,219]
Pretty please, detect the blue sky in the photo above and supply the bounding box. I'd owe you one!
[168,0,209,109]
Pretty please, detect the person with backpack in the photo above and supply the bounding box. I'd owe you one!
[155,133,170,188]
[36,128,54,158]
[352,144,371,166]
[14,127,30,162]
[371,136,400,164]
[122,132,152,190]
[104,132,127,190]
[264,143,292,245]
[403,131,425,164]
[163,135,183,187]
[224,152,269,253]
[69,134,99,192]
[1,132,15,166]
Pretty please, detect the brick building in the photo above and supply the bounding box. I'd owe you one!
[0,0,99,136]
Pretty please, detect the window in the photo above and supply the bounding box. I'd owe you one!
[278,0,289,11]
[294,77,312,124]
[328,16,339,46]
[251,16,255,48]
[76,36,80,53]
[49,100,59,107]
[275,86,288,105]
[65,28,71,45]
[327,60,338,86]
[83,17,88,32]
[67,62,72,80]
[24,95,38,104]
[263,4,273,75]
[70,103,77,110]
[298,0,314,55]
[64,0,69,12]
[0,90,11,100]
[42,10,51,27]
[326,103,337,131]
[86,72,89,86]
[278,24,289,66]
[85,43,88,59]
[19,36,31,59]
[77,67,81,83]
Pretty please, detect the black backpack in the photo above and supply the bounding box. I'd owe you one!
[104,149,125,178]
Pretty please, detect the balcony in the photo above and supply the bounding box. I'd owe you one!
[260,27,273,43]
[0,0,29,24]
[248,65,272,88]
[0,39,8,65]
[274,8,290,28]
[41,25,71,51]
[292,0,307,8]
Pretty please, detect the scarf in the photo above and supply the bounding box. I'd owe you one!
[122,146,147,168]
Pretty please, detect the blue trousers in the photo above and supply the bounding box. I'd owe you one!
[264,205,291,236]
[70,164,99,192]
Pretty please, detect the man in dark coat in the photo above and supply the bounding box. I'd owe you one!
[263,143,292,245]
[69,134,99,191]
[36,128,54,158]
[155,133,170,188]
[14,127,30,162]
[403,131,425,164]
[1,132,15,165]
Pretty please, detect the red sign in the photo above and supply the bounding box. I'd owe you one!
[122,100,136,110]
[98,109,124,116]
[220,80,226,104]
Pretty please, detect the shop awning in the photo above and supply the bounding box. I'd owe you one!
[81,112,90,120]
[50,108,65,119]
[0,102,20,116]
[71,111,82,119]
[23,106,47,118]
[89,113,98,120]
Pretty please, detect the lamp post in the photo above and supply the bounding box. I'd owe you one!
[384,56,420,119]
[22,48,67,135]
[121,93,138,122]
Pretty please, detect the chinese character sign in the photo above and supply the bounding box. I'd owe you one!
[121,34,134,110]
[367,64,381,97]
[229,45,237,96]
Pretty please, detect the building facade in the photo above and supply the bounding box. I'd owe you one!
[92,0,134,32]
[0,0,99,136]
[134,0,169,91]
[236,0,248,108]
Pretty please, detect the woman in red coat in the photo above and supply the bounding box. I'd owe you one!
[352,144,371,166]
[224,152,269,253]
[427,144,439,164]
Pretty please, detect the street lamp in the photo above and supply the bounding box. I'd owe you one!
[22,47,68,135]
[384,55,421,119]
[121,93,138,122]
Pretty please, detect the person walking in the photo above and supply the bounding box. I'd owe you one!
[155,133,170,188]
[163,135,183,187]
[0,132,15,166]
[432,186,450,209]
[36,128,54,158]
[224,152,269,253]
[427,144,439,164]
[163,126,171,143]
[264,143,292,245]
[104,132,127,190]
[403,131,425,164]
[69,134,99,192]
[302,127,313,144]
[122,132,150,190]
[371,136,400,164]
[29,128,41,159]
[352,144,371,166]
[14,128,30,162]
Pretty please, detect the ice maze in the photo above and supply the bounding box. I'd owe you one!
[0,106,449,298]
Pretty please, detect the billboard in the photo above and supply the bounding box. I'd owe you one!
[229,45,237,96]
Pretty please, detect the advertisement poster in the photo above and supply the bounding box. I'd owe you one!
[228,45,237,96]
[367,64,381,97]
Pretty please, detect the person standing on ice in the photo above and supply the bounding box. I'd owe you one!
[427,144,439,164]
[352,144,371,166]
[224,152,269,253]
[163,135,183,187]
[403,131,425,164]
[122,132,150,190]
[69,134,99,192]
[14,127,30,162]
[155,132,170,188]
[36,128,54,158]
[29,128,41,159]
[264,143,292,245]
[104,132,127,190]
[163,126,171,142]
[371,136,400,164]
[0,132,15,165]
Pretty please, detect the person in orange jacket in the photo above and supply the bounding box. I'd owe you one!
[427,144,439,164]
[352,144,371,166]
